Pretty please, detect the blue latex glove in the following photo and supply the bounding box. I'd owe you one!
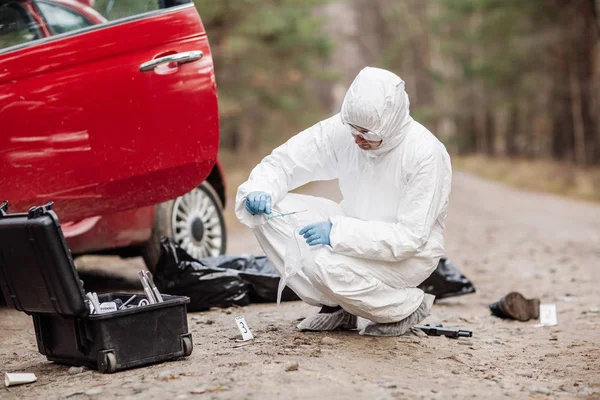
[245,191,272,215]
[299,221,332,246]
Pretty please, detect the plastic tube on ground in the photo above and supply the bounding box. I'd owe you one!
[5,373,37,387]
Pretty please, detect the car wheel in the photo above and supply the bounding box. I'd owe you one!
[142,181,227,272]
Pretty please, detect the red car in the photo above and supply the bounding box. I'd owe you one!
[0,0,227,271]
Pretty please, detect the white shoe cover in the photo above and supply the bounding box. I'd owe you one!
[359,294,435,337]
[297,308,358,331]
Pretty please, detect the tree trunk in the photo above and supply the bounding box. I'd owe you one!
[551,76,576,162]
[521,100,535,158]
[506,105,519,157]
[569,59,587,165]
[484,111,496,156]
[410,0,434,109]
[575,0,599,164]
[458,112,478,155]
[550,32,576,161]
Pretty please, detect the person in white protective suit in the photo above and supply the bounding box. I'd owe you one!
[235,67,452,336]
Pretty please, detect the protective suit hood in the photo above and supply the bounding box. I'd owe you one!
[340,67,413,156]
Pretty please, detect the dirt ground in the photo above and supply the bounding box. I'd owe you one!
[1,171,599,399]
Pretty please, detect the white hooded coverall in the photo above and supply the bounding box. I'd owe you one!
[235,67,452,323]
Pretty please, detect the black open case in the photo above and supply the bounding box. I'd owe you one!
[0,202,193,373]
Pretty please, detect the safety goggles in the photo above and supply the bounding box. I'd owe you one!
[348,123,381,142]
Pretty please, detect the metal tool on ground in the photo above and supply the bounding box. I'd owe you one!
[267,209,308,220]
[413,324,473,338]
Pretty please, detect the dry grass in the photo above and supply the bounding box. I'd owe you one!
[453,155,600,203]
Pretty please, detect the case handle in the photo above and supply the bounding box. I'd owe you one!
[27,202,55,219]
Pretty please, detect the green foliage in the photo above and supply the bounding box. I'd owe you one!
[195,0,334,150]
[432,0,547,100]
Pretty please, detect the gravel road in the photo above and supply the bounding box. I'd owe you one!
[1,171,599,399]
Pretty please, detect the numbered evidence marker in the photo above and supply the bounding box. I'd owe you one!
[539,304,557,326]
[235,316,254,341]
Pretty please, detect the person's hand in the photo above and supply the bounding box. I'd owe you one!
[245,191,272,215]
[299,221,332,246]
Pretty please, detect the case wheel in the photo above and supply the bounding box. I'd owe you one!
[182,336,193,357]
[98,351,117,374]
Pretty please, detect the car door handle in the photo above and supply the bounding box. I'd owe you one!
[139,51,204,72]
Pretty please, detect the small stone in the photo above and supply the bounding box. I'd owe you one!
[581,387,593,395]
[516,371,533,378]
[526,385,551,395]
[321,336,341,345]
[191,316,201,320]
[158,370,178,380]
[190,386,207,394]
[484,338,503,345]
[457,340,473,346]
[451,370,460,375]
[285,362,299,372]
[374,381,397,389]
[68,366,84,375]
[204,383,227,392]
[587,308,599,314]
[431,389,438,393]
[85,388,104,396]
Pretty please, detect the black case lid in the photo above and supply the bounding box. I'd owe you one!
[0,202,89,317]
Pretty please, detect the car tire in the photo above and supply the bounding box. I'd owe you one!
[141,181,227,272]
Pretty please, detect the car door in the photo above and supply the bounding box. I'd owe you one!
[0,0,219,221]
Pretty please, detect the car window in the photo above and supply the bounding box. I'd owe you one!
[0,0,192,54]
[36,1,93,35]
[0,1,42,50]
[92,0,190,21]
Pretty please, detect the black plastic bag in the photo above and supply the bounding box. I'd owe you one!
[154,239,475,311]
[418,258,476,300]
[153,238,299,311]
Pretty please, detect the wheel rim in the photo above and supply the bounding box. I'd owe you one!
[171,187,223,259]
